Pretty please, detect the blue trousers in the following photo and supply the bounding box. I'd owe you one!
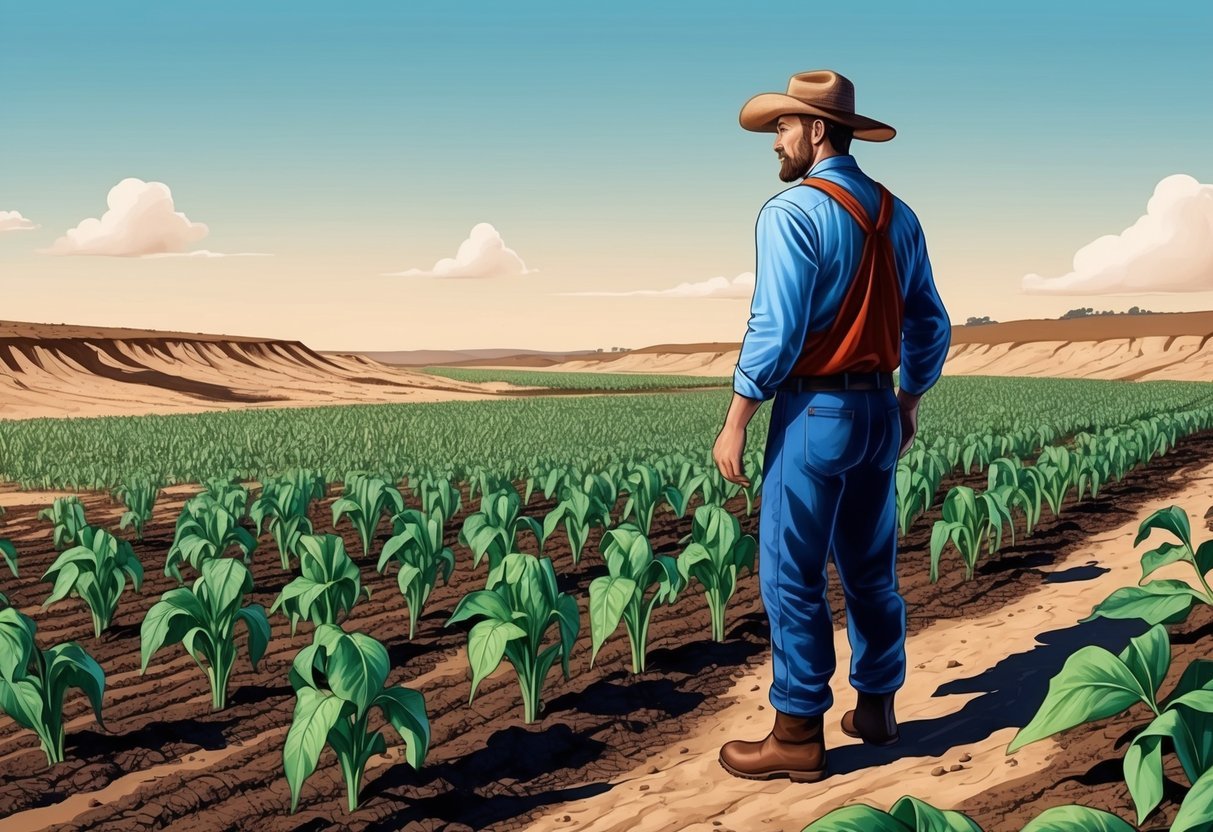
[759,386,906,717]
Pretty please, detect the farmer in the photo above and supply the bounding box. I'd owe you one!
[712,69,951,782]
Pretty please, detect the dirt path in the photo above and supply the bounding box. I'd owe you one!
[520,459,1213,832]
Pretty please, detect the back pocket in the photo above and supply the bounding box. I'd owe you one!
[803,405,863,476]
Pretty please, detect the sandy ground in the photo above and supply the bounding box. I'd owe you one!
[520,459,1213,832]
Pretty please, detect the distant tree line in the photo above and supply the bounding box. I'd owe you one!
[1058,306,1157,319]
[964,316,998,326]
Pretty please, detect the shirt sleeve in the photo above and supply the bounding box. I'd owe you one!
[898,219,952,396]
[733,203,819,401]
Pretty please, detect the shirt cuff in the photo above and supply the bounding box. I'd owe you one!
[733,366,771,402]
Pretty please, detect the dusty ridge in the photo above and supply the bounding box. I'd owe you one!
[0,322,534,420]
[470,312,1213,382]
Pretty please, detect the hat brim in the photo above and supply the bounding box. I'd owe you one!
[739,93,895,142]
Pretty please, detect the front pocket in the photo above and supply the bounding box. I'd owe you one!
[803,406,863,476]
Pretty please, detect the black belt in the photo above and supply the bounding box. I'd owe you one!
[777,371,895,392]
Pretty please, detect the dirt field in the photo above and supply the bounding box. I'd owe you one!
[0,433,1211,831]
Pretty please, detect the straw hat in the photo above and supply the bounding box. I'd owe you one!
[739,70,895,142]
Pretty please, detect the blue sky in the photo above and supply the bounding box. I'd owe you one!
[1,1,1210,350]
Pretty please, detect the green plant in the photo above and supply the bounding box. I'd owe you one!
[284,624,429,812]
[378,509,455,639]
[140,558,271,710]
[42,525,144,638]
[588,523,682,673]
[445,551,579,723]
[164,500,257,584]
[1084,505,1213,626]
[802,796,1134,832]
[459,487,545,570]
[0,509,17,608]
[619,463,674,534]
[202,475,250,520]
[677,504,756,642]
[332,473,406,558]
[113,474,161,542]
[38,496,89,551]
[929,485,1014,582]
[0,607,105,766]
[1008,625,1213,825]
[546,483,611,567]
[271,534,368,634]
[250,479,314,570]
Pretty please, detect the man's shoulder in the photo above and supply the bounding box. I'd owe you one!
[759,183,833,225]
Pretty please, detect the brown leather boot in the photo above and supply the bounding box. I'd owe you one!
[718,710,827,782]
[840,690,899,746]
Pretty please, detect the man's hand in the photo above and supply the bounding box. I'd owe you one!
[897,389,921,457]
[713,423,751,487]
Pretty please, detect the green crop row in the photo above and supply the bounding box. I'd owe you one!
[420,366,731,389]
[0,377,1210,491]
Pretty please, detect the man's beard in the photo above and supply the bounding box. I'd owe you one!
[778,135,816,182]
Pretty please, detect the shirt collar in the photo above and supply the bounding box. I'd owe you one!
[807,154,858,176]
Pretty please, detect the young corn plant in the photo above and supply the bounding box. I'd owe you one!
[113,474,161,542]
[445,551,579,723]
[928,485,1014,582]
[895,463,934,538]
[0,607,106,766]
[249,479,314,570]
[588,523,682,673]
[140,557,271,710]
[1,509,17,607]
[661,461,706,520]
[619,463,677,535]
[38,496,89,551]
[272,534,368,634]
[695,465,744,511]
[459,487,545,570]
[332,473,406,559]
[416,474,461,520]
[202,476,250,520]
[164,501,258,584]
[42,525,144,638]
[1083,505,1213,626]
[284,624,430,813]
[547,483,612,567]
[678,505,756,642]
[377,509,455,639]
[1008,624,1213,828]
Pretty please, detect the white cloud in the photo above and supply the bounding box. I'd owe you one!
[37,177,263,258]
[0,210,39,233]
[1022,174,1213,295]
[560,271,755,299]
[383,222,536,278]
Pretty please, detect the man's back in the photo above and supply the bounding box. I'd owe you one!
[733,153,950,402]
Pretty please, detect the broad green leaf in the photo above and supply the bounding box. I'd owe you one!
[1171,766,1213,832]
[1167,659,1213,704]
[0,677,45,734]
[140,592,202,671]
[237,605,271,668]
[45,642,106,728]
[466,619,526,700]
[1124,708,1179,824]
[1118,623,1170,702]
[1019,806,1135,832]
[1135,505,1193,551]
[1007,644,1147,753]
[802,805,911,831]
[328,633,390,717]
[374,686,430,770]
[588,576,636,665]
[887,795,984,832]
[1196,540,1213,577]
[283,687,347,813]
[447,589,514,626]
[1082,580,1204,626]
[1140,541,1191,581]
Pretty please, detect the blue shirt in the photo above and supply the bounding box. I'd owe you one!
[733,154,951,401]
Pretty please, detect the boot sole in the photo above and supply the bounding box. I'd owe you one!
[718,758,827,783]
[840,724,900,746]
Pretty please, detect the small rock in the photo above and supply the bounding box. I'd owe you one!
[960,639,967,644]
[639,784,649,791]
[561,815,571,822]
[959,753,971,762]
[931,766,946,776]
[88,799,102,808]
[949,764,964,772]
[946,660,962,668]
[916,663,926,669]
[1007,758,1019,767]
[679,746,689,754]
[1037,605,1044,609]
[751,684,760,691]
[713,823,723,828]
[647,765,659,774]
[1008,613,1015,617]
[757,705,765,711]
